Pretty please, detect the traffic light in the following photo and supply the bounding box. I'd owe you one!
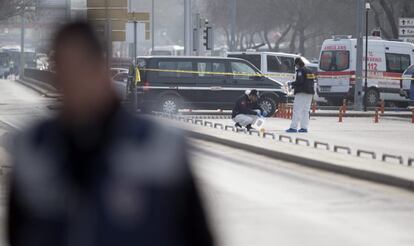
[203,25,213,51]
[372,29,381,37]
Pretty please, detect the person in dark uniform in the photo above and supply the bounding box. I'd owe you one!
[7,22,214,246]
[286,58,315,133]
[232,89,266,131]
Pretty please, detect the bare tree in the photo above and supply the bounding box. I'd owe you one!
[0,0,34,22]
[201,0,411,55]
[370,0,414,39]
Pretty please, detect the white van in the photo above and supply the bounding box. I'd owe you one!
[227,51,325,102]
[317,36,414,106]
[150,45,185,56]
[227,51,312,85]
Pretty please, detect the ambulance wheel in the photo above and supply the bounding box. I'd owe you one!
[364,89,380,107]
[259,97,277,117]
[159,95,181,114]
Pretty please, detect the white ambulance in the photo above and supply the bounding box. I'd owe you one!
[317,36,414,106]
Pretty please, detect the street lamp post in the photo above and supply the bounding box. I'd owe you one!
[19,10,25,79]
[151,0,155,51]
[364,2,371,111]
[184,0,192,56]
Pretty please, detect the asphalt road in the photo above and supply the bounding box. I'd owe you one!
[190,139,414,246]
[1,79,414,246]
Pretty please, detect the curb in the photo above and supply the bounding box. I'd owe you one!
[184,127,414,192]
[16,78,60,98]
[311,112,412,118]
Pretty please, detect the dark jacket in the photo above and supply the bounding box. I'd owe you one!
[232,94,262,118]
[291,67,315,95]
[8,107,214,246]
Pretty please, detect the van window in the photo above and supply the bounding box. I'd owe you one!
[404,65,414,76]
[386,53,411,74]
[278,57,296,73]
[158,61,193,78]
[196,62,226,77]
[320,50,350,71]
[267,56,282,73]
[228,54,261,70]
[231,61,257,80]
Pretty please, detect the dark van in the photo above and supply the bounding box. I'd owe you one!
[129,56,287,114]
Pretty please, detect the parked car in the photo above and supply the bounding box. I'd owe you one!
[110,67,128,78]
[112,71,129,100]
[129,56,287,114]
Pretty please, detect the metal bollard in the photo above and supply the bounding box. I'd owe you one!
[412,109,414,124]
[279,135,292,143]
[314,141,330,150]
[382,154,403,165]
[334,145,351,154]
[338,106,344,123]
[295,138,310,146]
[342,99,347,113]
[356,150,376,159]
[225,125,235,131]
[374,108,379,123]
[275,104,281,118]
[408,158,414,167]
[312,100,317,113]
[263,132,276,139]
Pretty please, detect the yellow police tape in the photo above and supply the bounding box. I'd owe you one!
[137,68,414,81]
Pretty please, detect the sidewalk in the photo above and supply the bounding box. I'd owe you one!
[193,116,414,164]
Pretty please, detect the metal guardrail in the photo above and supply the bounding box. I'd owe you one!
[357,150,376,159]
[154,111,413,167]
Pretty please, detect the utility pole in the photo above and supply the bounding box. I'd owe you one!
[364,2,371,111]
[354,0,365,111]
[20,11,25,78]
[151,0,155,51]
[193,13,201,56]
[105,0,112,64]
[184,0,192,56]
[66,0,71,20]
[229,0,236,51]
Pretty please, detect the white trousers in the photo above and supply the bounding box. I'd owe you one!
[290,93,313,130]
[233,110,260,127]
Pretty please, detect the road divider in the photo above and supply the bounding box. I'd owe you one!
[153,111,414,168]
[154,112,414,191]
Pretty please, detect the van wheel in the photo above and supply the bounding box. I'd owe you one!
[259,97,277,117]
[160,96,181,114]
[364,89,380,107]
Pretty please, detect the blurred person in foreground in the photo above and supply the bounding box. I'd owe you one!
[7,22,214,246]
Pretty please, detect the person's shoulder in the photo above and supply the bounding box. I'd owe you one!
[116,110,185,144]
[238,94,248,102]
[20,118,59,144]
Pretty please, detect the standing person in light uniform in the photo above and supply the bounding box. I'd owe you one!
[286,58,316,133]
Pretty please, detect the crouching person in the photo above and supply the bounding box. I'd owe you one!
[232,90,266,131]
